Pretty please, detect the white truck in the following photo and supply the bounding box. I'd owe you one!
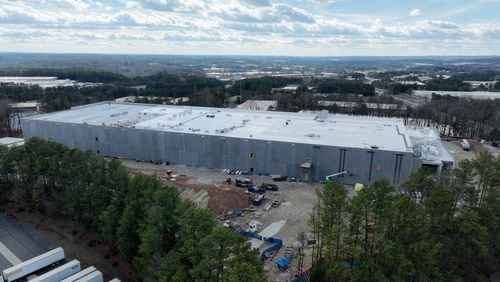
[60,266,97,282]
[1,248,65,282]
[29,259,81,282]
[461,139,471,151]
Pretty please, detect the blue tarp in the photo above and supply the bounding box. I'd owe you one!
[238,231,283,261]
[276,258,290,268]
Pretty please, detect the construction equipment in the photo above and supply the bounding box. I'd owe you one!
[271,199,280,208]
[223,178,232,185]
[164,170,173,179]
[354,183,364,192]
[324,171,350,184]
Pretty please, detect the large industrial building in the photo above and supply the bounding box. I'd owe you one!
[21,102,452,187]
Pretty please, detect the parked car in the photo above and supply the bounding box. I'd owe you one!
[259,183,279,191]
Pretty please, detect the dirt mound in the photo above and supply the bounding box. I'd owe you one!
[169,176,250,215]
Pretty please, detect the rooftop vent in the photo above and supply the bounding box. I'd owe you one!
[306,133,320,138]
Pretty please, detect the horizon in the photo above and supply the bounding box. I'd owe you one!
[0,0,499,56]
[0,51,499,59]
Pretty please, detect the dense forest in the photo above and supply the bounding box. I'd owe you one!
[1,68,500,140]
[0,138,265,281]
[309,154,500,281]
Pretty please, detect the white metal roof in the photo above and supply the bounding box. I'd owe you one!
[25,102,413,152]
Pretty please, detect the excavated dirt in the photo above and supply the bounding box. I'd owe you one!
[171,176,251,215]
[127,166,251,215]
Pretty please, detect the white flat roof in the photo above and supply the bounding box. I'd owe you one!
[0,137,25,146]
[25,102,413,152]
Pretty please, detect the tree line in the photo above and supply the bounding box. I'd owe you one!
[309,153,500,281]
[0,138,265,281]
[409,95,500,140]
[0,68,129,83]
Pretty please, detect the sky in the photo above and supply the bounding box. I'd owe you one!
[0,0,499,56]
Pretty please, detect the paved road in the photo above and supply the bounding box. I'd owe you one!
[441,140,476,164]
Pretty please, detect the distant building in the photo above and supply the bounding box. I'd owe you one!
[114,96,189,104]
[0,137,24,147]
[399,81,426,86]
[463,81,497,89]
[9,101,42,112]
[0,76,99,89]
[237,100,277,111]
[412,90,500,100]
[271,85,300,95]
[405,127,455,173]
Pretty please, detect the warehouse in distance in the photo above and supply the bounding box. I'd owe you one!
[21,102,452,187]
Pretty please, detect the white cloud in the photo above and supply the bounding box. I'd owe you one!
[409,9,422,17]
[130,0,204,12]
[241,0,272,6]
[0,0,498,55]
